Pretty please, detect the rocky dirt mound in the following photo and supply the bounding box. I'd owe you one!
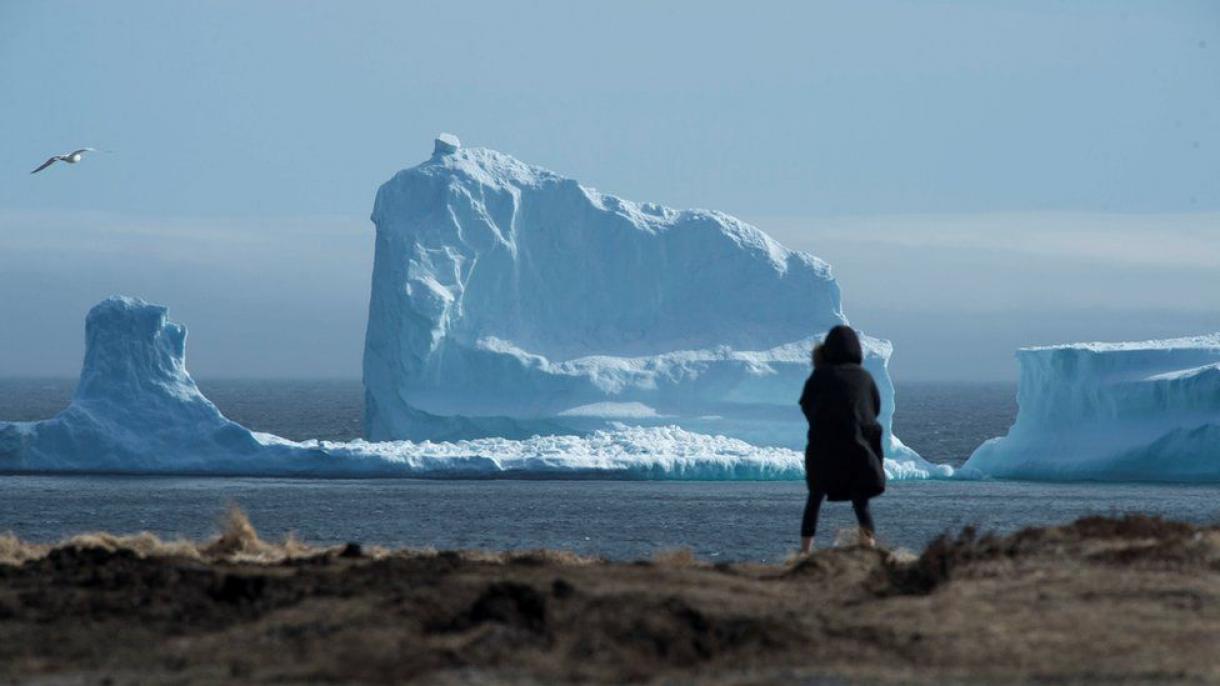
[1,513,1217,684]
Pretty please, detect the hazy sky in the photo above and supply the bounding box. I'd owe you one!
[1,1,1217,381]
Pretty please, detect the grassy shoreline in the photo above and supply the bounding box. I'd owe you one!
[1,509,1217,684]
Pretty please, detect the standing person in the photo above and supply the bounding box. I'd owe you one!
[798,325,886,553]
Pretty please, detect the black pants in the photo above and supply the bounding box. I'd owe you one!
[801,489,874,538]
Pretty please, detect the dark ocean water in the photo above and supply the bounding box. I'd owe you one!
[0,477,1216,562]
[2,379,1217,560]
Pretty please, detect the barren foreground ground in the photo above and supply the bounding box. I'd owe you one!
[1,511,1218,685]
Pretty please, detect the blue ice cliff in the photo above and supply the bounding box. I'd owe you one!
[364,135,939,472]
[0,296,326,475]
[965,335,1220,481]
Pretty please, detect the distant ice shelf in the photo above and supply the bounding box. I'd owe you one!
[0,297,951,480]
[964,334,1220,481]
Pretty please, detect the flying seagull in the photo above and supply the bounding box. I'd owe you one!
[30,148,97,174]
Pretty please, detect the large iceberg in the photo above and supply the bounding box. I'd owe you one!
[363,134,941,475]
[964,335,1220,481]
[0,296,947,479]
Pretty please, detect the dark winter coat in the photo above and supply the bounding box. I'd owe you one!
[798,325,886,501]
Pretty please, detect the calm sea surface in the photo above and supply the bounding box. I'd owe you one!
[2,379,1216,561]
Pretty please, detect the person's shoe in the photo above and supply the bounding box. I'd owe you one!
[799,537,814,555]
[858,528,877,548]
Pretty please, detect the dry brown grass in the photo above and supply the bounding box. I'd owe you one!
[499,548,601,566]
[1,512,1218,684]
[199,504,319,562]
[0,505,609,569]
[651,547,699,568]
[0,532,47,566]
[1,505,326,567]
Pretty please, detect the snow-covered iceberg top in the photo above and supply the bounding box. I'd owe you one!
[964,334,1220,481]
[0,297,950,479]
[363,136,935,474]
[1023,334,1220,354]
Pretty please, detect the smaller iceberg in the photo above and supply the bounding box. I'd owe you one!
[0,297,949,480]
[964,335,1220,481]
[0,296,326,475]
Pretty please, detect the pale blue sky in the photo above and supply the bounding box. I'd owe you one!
[1,1,1217,380]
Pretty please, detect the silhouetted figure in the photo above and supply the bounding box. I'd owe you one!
[798,325,886,553]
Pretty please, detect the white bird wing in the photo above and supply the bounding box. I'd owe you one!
[68,148,95,156]
[30,157,59,174]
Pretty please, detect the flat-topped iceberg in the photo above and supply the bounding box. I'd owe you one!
[964,335,1220,481]
[363,135,941,474]
[0,297,947,479]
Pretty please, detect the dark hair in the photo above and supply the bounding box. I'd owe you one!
[820,325,864,366]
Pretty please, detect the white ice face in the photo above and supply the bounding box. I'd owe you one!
[0,296,270,474]
[963,335,1220,481]
[361,137,931,468]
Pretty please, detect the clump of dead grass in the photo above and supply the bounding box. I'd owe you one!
[199,504,318,562]
[502,548,601,566]
[63,531,200,560]
[0,504,331,566]
[0,504,580,568]
[0,532,49,566]
[651,547,699,568]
